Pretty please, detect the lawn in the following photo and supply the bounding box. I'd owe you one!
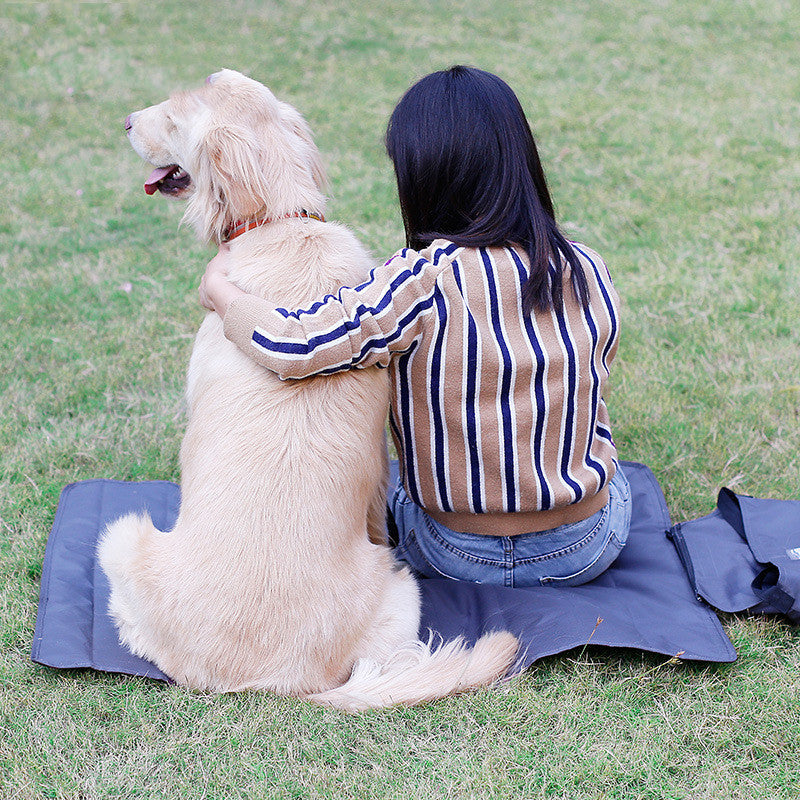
[2,1,799,798]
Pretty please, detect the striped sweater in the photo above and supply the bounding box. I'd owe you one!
[222,239,620,515]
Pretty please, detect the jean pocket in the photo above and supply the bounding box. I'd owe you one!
[538,529,625,587]
[397,528,464,581]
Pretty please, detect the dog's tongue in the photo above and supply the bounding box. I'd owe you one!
[144,166,176,195]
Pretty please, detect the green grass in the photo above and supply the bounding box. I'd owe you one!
[2,0,800,797]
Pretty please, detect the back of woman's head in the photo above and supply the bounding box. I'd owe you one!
[386,66,588,312]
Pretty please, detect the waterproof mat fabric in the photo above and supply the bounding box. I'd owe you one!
[31,461,736,682]
[669,489,800,622]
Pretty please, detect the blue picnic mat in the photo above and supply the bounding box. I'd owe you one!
[31,461,736,681]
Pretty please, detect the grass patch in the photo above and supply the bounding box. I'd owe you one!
[2,0,800,797]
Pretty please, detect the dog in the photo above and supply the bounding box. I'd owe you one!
[98,70,518,711]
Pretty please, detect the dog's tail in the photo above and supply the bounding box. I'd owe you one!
[305,631,518,713]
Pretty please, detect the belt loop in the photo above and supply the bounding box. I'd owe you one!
[503,536,514,588]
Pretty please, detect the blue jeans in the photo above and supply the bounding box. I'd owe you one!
[391,466,631,588]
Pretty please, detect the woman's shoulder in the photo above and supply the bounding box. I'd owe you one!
[384,239,468,270]
[419,239,468,264]
[566,240,605,266]
[566,240,615,285]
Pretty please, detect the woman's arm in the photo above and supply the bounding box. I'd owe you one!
[199,241,456,379]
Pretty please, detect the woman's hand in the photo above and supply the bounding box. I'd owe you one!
[198,243,247,316]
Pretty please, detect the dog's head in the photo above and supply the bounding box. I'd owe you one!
[125,69,327,243]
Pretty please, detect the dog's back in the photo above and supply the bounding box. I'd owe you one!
[102,217,395,693]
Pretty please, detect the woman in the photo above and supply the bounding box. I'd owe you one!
[199,65,631,587]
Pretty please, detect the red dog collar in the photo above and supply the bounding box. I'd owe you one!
[223,210,325,242]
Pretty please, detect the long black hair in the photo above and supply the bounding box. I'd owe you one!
[385,66,589,312]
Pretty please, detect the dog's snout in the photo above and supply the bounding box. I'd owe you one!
[124,114,133,132]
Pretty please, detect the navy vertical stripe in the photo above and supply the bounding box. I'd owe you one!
[573,244,618,369]
[396,344,419,504]
[480,248,517,512]
[429,287,452,511]
[572,244,618,467]
[452,261,483,513]
[580,294,607,485]
[388,409,405,486]
[552,271,584,501]
[508,248,552,509]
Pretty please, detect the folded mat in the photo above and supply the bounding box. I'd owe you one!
[31,461,736,682]
[669,488,800,623]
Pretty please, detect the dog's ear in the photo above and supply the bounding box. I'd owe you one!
[185,110,326,244]
[202,124,271,220]
[286,112,328,192]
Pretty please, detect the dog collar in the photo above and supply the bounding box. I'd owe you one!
[223,210,325,242]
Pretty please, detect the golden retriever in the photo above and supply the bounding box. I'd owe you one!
[99,69,517,710]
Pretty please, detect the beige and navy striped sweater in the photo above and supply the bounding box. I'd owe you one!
[223,239,620,515]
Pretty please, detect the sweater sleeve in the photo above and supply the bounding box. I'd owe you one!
[221,246,448,379]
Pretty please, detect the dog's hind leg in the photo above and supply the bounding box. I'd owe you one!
[348,563,421,664]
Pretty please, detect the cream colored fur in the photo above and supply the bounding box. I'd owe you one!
[99,69,517,709]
